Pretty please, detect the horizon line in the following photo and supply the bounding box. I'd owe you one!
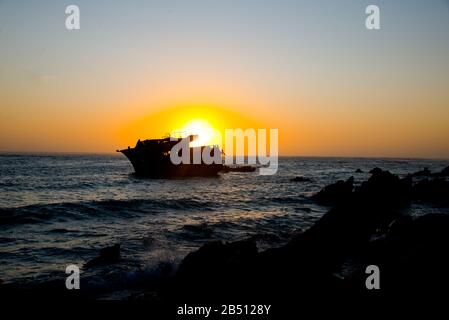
[0,150,448,161]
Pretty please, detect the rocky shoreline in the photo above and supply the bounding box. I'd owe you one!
[166,166,449,308]
[1,166,449,310]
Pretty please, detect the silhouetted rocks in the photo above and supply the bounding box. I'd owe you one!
[290,176,312,182]
[151,166,449,310]
[176,240,257,281]
[412,178,449,205]
[298,168,412,261]
[84,244,120,269]
[173,169,411,303]
[362,213,449,294]
[386,214,414,240]
[410,167,432,177]
[409,165,449,177]
[355,169,363,173]
[409,214,449,243]
[436,165,449,177]
[355,168,412,207]
[173,240,260,301]
[290,174,403,264]
[369,167,383,176]
[312,176,354,205]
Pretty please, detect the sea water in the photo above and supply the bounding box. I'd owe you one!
[0,154,447,296]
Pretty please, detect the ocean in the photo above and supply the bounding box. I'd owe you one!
[0,154,447,298]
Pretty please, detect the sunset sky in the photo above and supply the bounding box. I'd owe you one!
[1,0,449,157]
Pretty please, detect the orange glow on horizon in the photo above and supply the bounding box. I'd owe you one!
[115,103,265,149]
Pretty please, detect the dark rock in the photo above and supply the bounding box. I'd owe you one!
[442,166,449,176]
[387,215,414,239]
[410,167,432,177]
[170,167,449,306]
[176,240,258,281]
[369,167,383,175]
[312,176,354,205]
[355,168,412,208]
[355,169,363,173]
[436,165,449,177]
[366,214,449,293]
[174,240,260,300]
[290,199,399,261]
[84,244,120,269]
[267,169,411,287]
[290,176,312,182]
[409,214,449,243]
[412,178,449,205]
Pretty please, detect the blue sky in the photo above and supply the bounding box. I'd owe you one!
[1,0,449,156]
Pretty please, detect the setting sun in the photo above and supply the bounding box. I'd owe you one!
[175,119,220,147]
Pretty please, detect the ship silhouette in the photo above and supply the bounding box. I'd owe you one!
[117,135,223,177]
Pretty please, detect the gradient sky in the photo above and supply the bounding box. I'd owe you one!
[1,0,449,157]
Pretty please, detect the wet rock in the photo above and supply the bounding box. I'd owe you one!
[290,176,312,182]
[84,244,120,269]
[313,176,354,206]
